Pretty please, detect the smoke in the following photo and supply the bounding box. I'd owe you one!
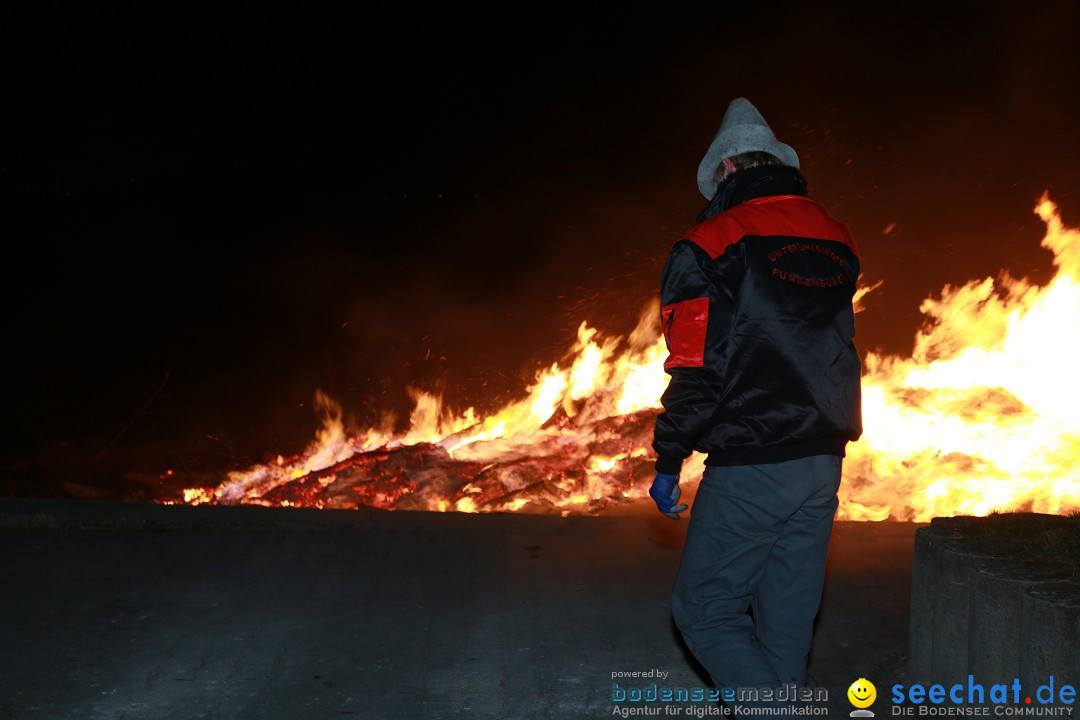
[3,3,1079,476]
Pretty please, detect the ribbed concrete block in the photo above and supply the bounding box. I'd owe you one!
[1020,582,1080,705]
[968,559,1074,680]
[909,522,967,684]
[929,539,1013,685]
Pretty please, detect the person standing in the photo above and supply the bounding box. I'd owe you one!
[649,97,863,708]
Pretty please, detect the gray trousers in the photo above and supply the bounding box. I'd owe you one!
[672,455,841,712]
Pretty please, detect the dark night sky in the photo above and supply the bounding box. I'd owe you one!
[3,3,1080,481]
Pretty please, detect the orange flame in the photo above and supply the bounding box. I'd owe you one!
[843,194,1080,520]
[189,195,1080,520]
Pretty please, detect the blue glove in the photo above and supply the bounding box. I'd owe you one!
[649,473,688,520]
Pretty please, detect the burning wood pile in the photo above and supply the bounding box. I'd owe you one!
[181,196,1080,521]
[204,407,661,515]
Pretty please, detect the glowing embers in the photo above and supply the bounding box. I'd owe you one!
[198,311,670,514]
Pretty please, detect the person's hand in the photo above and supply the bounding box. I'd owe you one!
[649,473,688,520]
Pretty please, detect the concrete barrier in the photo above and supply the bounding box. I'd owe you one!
[909,513,1077,687]
[1020,582,1080,704]
[968,559,1074,680]
[929,539,1014,684]
[908,521,967,684]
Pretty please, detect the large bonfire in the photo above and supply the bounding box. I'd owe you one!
[183,195,1080,521]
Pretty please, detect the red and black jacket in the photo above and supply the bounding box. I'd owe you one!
[653,166,862,474]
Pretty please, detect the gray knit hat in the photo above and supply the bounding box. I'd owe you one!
[696,97,800,199]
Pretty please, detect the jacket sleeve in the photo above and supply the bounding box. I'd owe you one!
[652,240,725,475]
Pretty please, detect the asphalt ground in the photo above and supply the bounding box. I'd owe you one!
[0,498,918,720]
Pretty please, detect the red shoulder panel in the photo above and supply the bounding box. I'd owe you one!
[683,196,858,258]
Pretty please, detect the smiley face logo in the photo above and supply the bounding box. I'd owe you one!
[848,678,876,710]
